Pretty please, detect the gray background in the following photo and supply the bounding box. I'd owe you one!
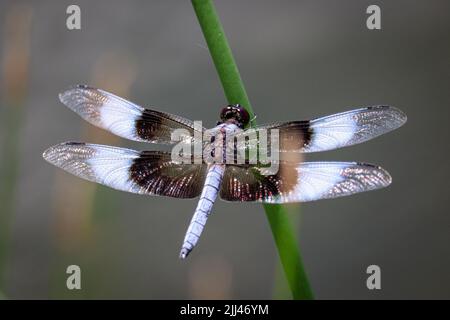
[0,0,449,299]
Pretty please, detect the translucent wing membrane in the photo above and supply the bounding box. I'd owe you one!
[52,89,403,203]
[59,85,203,144]
[220,162,392,203]
[43,142,207,198]
[234,106,406,154]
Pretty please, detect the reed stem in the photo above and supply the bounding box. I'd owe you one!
[191,0,313,299]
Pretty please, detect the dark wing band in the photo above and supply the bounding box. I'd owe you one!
[43,142,207,198]
[59,85,203,144]
[220,162,392,203]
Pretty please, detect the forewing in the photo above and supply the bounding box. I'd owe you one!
[220,162,392,203]
[43,142,207,198]
[234,106,406,154]
[59,85,203,144]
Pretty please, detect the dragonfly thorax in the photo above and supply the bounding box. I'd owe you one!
[204,123,243,165]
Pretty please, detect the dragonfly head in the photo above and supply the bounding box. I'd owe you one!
[219,104,250,128]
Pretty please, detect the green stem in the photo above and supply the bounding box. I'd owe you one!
[191,0,313,299]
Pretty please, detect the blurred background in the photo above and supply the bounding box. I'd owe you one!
[0,0,449,299]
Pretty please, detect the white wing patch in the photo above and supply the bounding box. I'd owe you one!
[295,162,349,202]
[269,162,392,203]
[97,94,141,140]
[59,86,142,141]
[306,106,407,152]
[43,142,140,193]
[309,117,356,151]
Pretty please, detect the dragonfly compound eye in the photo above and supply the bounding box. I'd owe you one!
[220,104,250,128]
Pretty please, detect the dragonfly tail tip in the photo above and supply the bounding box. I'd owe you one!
[179,248,191,260]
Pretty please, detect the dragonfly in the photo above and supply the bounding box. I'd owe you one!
[43,85,407,259]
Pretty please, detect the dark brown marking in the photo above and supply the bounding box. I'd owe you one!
[135,109,163,141]
[65,142,86,146]
[220,164,298,201]
[278,120,313,150]
[129,151,206,198]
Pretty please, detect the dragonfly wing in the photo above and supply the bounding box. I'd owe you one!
[43,142,207,198]
[220,162,392,203]
[59,85,203,144]
[235,106,406,153]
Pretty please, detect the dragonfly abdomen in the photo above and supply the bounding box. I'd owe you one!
[179,164,225,259]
